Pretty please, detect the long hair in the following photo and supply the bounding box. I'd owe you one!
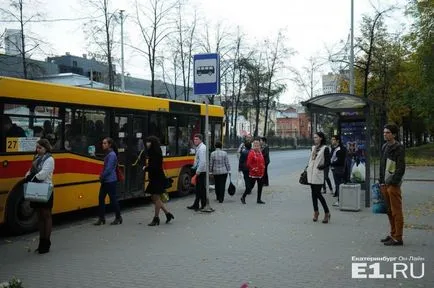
[146,136,162,157]
[315,132,327,146]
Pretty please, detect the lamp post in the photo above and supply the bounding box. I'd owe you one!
[120,10,125,92]
[349,0,355,94]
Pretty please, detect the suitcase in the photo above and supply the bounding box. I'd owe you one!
[339,183,361,211]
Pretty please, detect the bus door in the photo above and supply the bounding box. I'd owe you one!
[113,114,130,196]
[130,115,147,194]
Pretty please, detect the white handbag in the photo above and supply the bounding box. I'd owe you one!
[24,181,53,202]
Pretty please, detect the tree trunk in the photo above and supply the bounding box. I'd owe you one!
[19,1,27,79]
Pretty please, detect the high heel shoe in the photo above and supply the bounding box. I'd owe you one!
[110,217,123,225]
[165,213,174,224]
[148,216,160,226]
[313,211,319,222]
[322,213,331,223]
[93,218,106,226]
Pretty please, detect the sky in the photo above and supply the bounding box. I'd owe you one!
[0,0,409,104]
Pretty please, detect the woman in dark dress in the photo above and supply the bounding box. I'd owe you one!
[144,136,174,226]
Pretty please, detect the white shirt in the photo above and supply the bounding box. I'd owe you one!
[26,156,55,185]
[194,142,207,174]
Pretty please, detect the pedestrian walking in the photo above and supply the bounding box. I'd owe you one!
[210,141,231,203]
[187,134,207,211]
[144,136,174,226]
[307,132,331,223]
[322,144,333,194]
[379,124,406,246]
[330,135,347,207]
[241,138,266,205]
[238,141,252,195]
[237,135,252,159]
[24,139,55,254]
[260,137,270,186]
[94,137,122,226]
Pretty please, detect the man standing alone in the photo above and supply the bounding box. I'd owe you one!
[379,124,406,246]
[188,134,207,211]
[330,135,346,207]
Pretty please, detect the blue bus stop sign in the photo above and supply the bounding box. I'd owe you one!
[193,53,220,95]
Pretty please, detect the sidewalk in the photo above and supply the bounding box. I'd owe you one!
[0,166,432,288]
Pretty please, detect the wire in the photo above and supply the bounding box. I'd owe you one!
[0,16,103,23]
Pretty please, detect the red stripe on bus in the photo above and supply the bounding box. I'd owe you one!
[0,158,103,179]
[0,157,193,179]
[163,159,194,170]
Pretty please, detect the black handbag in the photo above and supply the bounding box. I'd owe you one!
[228,182,236,196]
[164,177,174,189]
[299,169,308,185]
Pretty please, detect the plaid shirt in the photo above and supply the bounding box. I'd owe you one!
[210,148,231,175]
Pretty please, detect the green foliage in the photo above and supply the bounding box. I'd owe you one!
[0,278,24,288]
[406,143,434,166]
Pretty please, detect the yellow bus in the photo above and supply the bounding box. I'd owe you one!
[0,77,224,234]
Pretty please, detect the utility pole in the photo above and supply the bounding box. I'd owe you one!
[349,0,355,94]
[120,10,125,92]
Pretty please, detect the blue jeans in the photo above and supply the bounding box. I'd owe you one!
[98,181,121,219]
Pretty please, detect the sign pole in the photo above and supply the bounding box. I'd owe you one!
[202,95,214,213]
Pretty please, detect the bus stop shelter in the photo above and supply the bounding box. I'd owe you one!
[302,93,377,208]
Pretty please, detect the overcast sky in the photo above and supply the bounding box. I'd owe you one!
[0,0,409,103]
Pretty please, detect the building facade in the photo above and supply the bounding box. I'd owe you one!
[4,29,22,56]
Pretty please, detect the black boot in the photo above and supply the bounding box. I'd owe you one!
[38,239,50,254]
[34,239,42,253]
[148,216,160,226]
[165,213,174,224]
[110,216,123,225]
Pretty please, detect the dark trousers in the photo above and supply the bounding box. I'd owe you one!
[214,174,228,202]
[242,170,250,194]
[98,181,121,219]
[263,165,269,186]
[310,184,329,213]
[192,172,207,208]
[242,177,264,202]
[323,167,332,192]
[332,170,345,199]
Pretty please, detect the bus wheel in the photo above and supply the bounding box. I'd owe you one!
[6,183,38,235]
[177,168,192,197]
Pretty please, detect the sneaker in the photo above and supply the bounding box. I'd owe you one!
[380,235,393,243]
[384,238,403,246]
[332,201,339,207]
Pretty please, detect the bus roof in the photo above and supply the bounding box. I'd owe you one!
[0,77,224,117]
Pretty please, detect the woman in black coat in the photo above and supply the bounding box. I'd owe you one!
[144,136,174,226]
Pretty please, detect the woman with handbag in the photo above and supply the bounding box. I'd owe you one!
[307,132,331,223]
[210,141,231,203]
[143,136,174,226]
[24,139,55,254]
[94,137,123,225]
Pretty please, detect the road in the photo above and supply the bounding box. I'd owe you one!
[0,149,433,288]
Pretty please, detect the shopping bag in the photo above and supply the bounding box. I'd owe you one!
[161,192,170,203]
[191,174,197,186]
[24,182,53,202]
[236,172,245,189]
[351,162,365,183]
[228,181,236,196]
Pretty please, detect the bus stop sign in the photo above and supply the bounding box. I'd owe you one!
[193,53,220,95]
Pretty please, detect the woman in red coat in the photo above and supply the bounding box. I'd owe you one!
[241,138,266,204]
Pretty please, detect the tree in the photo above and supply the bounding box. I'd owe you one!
[173,0,197,101]
[262,31,290,136]
[0,0,43,79]
[289,56,324,100]
[135,0,176,97]
[83,0,118,91]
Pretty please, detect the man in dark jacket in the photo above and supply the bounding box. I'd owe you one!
[330,135,347,206]
[379,124,406,246]
[260,137,270,186]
